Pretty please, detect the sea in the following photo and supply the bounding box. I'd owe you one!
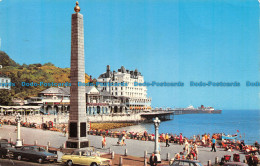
[113,110,260,145]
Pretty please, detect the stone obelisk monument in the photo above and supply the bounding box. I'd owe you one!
[66,1,89,149]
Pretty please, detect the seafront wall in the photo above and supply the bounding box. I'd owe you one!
[0,114,143,124]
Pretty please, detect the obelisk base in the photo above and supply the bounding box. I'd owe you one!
[66,120,89,149]
[66,140,89,149]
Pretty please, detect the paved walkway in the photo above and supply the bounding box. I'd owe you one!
[0,125,258,165]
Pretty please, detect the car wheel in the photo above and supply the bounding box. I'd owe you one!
[38,158,43,164]
[17,155,22,161]
[0,153,5,159]
[90,163,98,166]
[67,160,73,166]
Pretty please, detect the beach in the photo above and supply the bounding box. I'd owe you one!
[112,110,260,145]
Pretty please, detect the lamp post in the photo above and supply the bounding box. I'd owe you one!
[15,113,23,147]
[153,117,161,162]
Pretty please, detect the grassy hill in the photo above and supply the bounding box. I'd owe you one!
[0,51,90,99]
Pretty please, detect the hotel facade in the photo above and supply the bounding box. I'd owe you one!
[97,65,152,112]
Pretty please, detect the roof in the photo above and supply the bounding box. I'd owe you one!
[98,66,142,79]
[39,86,100,95]
[172,160,201,163]
[0,74,10,78]
[0,106,41,109]
[85,86,99,94]
[100,90,112,96]
[39,87,70,95]
[61,87,70,95]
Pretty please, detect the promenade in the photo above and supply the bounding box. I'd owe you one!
[0,125,257,165]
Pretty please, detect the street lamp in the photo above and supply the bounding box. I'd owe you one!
[15,113,23,147]
[153,117,161,162]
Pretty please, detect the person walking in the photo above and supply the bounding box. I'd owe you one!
[193,143,198,160]
[193,135,196,143]
[165,133,170,147]
[122,134,126,146]
[211,137,216,152]
[179,133,183,145]
[204,134,208,145]
[144,131,148,141]
[183,140,190,154]
[62,125,66,136]
[102,135,106,148]
[149,153,158,166]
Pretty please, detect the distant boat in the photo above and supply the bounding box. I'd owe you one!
[221,134,238,140]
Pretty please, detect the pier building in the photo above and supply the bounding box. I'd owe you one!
[27,86,129,115]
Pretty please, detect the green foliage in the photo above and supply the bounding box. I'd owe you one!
[0,51,19,67]
[43,62,54,66]
[0,89,13,105]
[0,52,90,100]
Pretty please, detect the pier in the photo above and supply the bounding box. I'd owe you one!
[169,109,222,115]
[140,111,174,122]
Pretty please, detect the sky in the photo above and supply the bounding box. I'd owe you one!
[0,0,259,110]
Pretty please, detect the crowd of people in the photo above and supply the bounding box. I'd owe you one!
[88,129,259,163]
[0,118,259,164]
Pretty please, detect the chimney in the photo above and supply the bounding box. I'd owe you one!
[106,65,111,77]
[107,65,110,72]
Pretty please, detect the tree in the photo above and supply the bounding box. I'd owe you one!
[0,89,13,106]
[0,51,19,67]
[43,62,54,66]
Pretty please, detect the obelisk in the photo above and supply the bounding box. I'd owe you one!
[66,1,89,149]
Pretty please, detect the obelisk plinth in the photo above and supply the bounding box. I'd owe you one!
[66,1,89,149]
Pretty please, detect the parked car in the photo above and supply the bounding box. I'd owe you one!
[0,139,14,158]
[170,159,203,166]
[61,148,112,166]
[10,145,57,164]
[223,162,248,166]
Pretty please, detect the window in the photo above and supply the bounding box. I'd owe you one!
[180,161,191,166]
[5,80,8,87]
[22,147,31,151]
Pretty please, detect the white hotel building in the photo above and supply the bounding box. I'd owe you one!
[0,74,11,90]
[97,65,152,112]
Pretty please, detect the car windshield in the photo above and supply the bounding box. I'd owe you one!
[72,151,100,157]
[195,163,203,166]
[1,143,11,147]
[36,147,46,152]
[172,160,202,166]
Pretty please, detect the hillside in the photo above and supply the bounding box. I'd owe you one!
[0,51,90,99]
